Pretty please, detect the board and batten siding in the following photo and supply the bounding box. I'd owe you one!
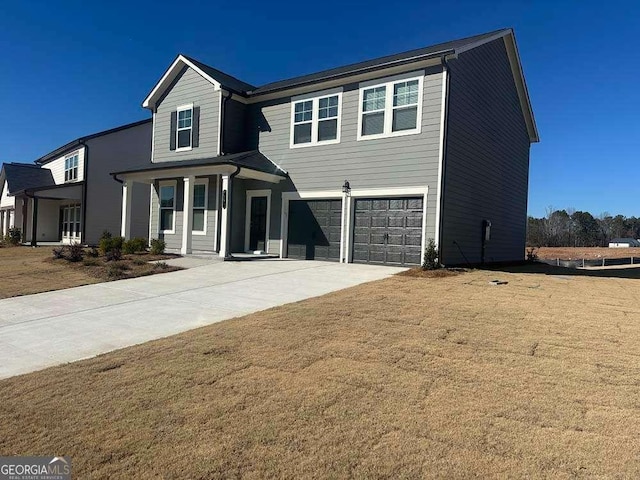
[250,66,444,243]
[42,147,85,184]
[440,38,531,265]
[150,176,218,252]
[153,67,220,162]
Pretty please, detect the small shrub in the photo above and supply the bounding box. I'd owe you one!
[106,248,122,262]
[100,230,113,241]
[422,238,441,271]
[150,238,166,255]
[87,247,99,258]
[5,227,21,245]
[526,247,539,262]
[67,243,84,262]
[52,247,65,259]
[154,261,169,270]
[99,236,124,255]
[132,257,147,266]
[123,237,148,255]
[83,258,99,267]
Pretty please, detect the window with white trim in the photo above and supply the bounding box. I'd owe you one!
[177,105,193,150]
[64,153,79,182]
[291,91,342,147]
[192,180,208,234]
[159,182,176,233]
[358,74,423,140]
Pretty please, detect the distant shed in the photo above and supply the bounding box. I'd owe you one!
[608,238,640,248]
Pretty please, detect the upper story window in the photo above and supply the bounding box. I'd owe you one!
[176,105,193,150]
[290,89,342,148]
[357,72,424,140]
[64,153,79,182]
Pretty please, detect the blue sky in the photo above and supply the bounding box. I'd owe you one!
[0,0,638,218]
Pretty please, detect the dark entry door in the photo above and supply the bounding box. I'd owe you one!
[287,199,342,261]
[352,197,423,265]
[249,196,268,251]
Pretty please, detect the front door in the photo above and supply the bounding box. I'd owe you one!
[249,196,267,251]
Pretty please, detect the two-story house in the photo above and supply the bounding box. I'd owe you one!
[0,119,152,245]
[115,28,538,266]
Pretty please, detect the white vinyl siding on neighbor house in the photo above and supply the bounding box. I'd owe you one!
[192,179,208,234]
[159,181,177,234]
[290,89,342,148]
[42,147,85,184]
[0,181,15,208]
[357,71,424,140]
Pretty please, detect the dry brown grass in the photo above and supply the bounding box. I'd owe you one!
[2,266,640,478]
[0,246,179,298]
[534,246,640,260]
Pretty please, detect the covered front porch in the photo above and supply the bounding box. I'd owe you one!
[114,151,288,257]
[19,182,84,246]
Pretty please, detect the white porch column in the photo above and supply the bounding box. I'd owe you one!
[181,176,194,255]
[121,180,133,239]
[219,175,230,258]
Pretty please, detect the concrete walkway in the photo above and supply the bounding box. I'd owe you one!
[0,260,404,379]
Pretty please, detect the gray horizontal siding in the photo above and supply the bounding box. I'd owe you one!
[440,38,531,265]
[250,66,444,244]
[154,67,220,162]
[151,176,218,252]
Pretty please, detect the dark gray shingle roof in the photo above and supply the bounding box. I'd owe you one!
[111,151,286,177]
[182,55,256,95]
[2,163,55,195]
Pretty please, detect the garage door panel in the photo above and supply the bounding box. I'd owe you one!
[352,196,423,266]
[287,199,342,261]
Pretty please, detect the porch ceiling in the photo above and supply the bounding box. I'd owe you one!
[28,182,83,200]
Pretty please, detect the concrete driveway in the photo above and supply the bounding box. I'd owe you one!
[0,259,404,379]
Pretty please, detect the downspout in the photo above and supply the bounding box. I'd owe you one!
[219,89,231,155]
[437,54,453,264]
[79,140,89,245]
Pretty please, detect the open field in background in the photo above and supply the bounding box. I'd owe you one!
[0,247,179,298]
[533,246,640,260]
[2,265,640,478]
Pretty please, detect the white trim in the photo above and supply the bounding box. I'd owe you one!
[143,55,221,109]
[217,90,223,155]
[175,103,194,152]
[192,178,209,236]
[120,180,133,239]
[280,190,343,259]
[290,88,343,148]
[357,71,424,141]
[219,175,230,258]
[158,180,177,234]
[150,111,156,161]
[434,68,448,249]
[213,175,219,251]
[244,189,272,253]
[148,182,155,244]
[346,186,429,264]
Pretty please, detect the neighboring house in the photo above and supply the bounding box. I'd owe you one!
[0,119,152,245]
[115,28,538,266]
[608,238,640,248]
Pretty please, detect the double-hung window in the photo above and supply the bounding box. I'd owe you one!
[176,105,193,150]
[291,90,342,147]
[159,181,176,234]
[192,180,208,234]
[64,153,79,182]
[358,73,423,140]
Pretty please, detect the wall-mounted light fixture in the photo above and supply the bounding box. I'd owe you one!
[222,189,227,209]
[342,180,351,196]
